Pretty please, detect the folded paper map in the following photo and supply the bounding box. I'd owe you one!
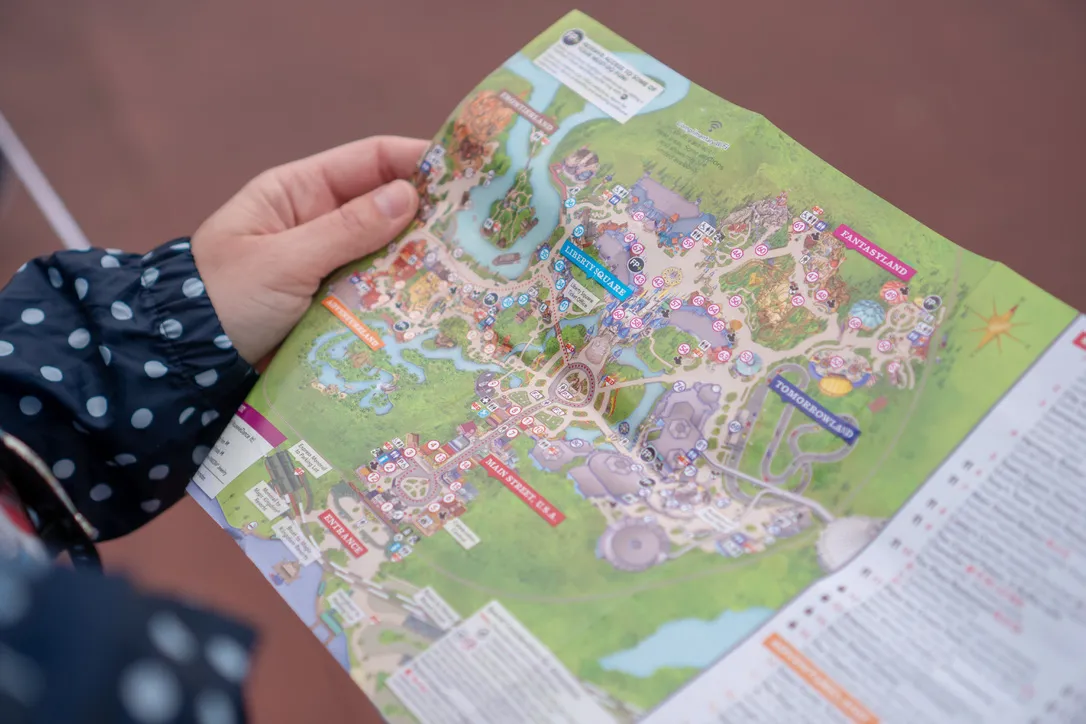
[189,10,1086,723]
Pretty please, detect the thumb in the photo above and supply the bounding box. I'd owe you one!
[280,179,419,275]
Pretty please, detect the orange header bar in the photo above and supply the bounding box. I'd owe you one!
[764,634,878,724]
[322,297,384,351]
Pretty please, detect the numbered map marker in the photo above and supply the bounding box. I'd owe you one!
[716,349,732,363]
[681,237,695,250]
[521,415,534,426]
[728,295,743,308]
[458,460,472,471]
[434,452,448,463]
[792,221,808,233]
[428,502,441,513]
[630,317,644,329]
[383,463,397,473]
[848,317,863,330]
[532,424,546,435]
[691,295,706,307]
[443,493,456,504]
[712,320,726,333]
[754,243,769,257]
[677,343,691,355]
[651,276,666,289]
[791,294,805,307]
[488,379,500,388]
[830,356,845,369]
[403,447,417,459]
[392,510,404,521]
[883,289,899,302]
[624,232,637,243]
[877,339,894,353]
[426,440,440,451]
[449,481,463,492]
[573,225,585,238]
[669,298,683,310]
[483,344,496,355]
[612,308,626,321]
[805,271,820,283]
[815,289,829,302]
[630,242,645,255]
[707,303,721,315]
[739,350,754,364]
[564,198,575,208]
[673,381,687,392]
[367,472,381,484]
[509,405,522,415]
[632,273,647,286]
[887,361,901,375]
[381,502,394,513]
[632,211,645,221]
[730,248,744,260]
[506,428,519,439]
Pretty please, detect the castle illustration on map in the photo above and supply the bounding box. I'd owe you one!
[189,12,1075,723]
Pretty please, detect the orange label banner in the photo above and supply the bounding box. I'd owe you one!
[322,297,384,350]
[764,634,878,724]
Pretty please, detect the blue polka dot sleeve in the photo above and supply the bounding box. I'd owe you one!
[0,239,256,540]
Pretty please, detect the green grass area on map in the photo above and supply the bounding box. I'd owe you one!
[605,384,645,425]
[544,84,587,126]
[385,435,824,709]
[736,264,1074,518]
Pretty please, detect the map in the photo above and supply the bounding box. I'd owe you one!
[189,11,1077,723]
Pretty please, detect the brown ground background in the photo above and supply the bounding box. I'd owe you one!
[1,1,1084,721]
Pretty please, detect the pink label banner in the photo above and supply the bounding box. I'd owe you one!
[833,224,916,281]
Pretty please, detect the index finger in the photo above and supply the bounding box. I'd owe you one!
[273,136,430,221]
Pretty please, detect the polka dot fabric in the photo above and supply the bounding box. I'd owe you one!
[0,241,255,540]
[0,562,255,723]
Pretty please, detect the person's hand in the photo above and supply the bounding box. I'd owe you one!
[191,136,428,367]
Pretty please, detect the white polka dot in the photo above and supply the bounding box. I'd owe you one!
[111,301,133,321]
[149,465,169,480]
[141,499,162,513]
[213,334,232,350]
[200,411,219,427]
[204,636,250,683]
[19,397,42,416]
[147,612,197,664]
[115,453,137,466]
[100,255,120,269]
[141,268,160,288]
[194,689,236,724]
[145,360,168,378]
[74,277,89,299]
[68,328,91,349]
[0,645,43,706]
[40,366,63,382]
[179,407,196,424]
[89,484,112,502]
[131,408,154,429]
[118,660,182,724]
[181,278,205,298]
[47,267,63,288]
[171,241,191,251]
[20,308,44,325]
[0,569,30,626]
[52,459,75,480]
[195,370,218,387]
[99,345,112,366]
[0,341,12,356]
[159,319,183,340]
[192,446,211,465]
[86,396,108,418]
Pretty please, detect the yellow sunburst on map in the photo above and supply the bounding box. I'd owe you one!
[969,302,1026,352]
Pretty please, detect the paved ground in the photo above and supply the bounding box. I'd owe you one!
[0,1,1084,722]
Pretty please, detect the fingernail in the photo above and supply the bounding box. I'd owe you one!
[374,181,413,218]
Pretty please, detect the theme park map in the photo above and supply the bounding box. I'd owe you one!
[190,11,1086,724]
